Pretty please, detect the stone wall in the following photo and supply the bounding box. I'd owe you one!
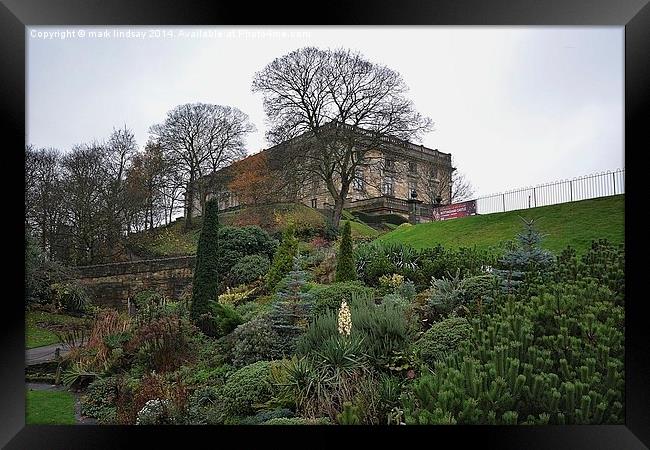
[71,256,196,310]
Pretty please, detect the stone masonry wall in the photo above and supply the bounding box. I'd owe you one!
[71,256,196,310]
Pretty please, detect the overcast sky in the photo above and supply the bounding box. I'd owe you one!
[27,26,623,197]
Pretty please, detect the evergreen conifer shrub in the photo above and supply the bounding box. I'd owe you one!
[335,221,357,282]
[191,199,221,325]
[266,225,298,291]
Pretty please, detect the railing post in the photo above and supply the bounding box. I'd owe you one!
[502,193,506,212]
[533,188,537,207]
[612,172,616,195]
[570,180,573,201]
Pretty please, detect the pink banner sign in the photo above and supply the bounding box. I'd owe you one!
[432,200,477,221]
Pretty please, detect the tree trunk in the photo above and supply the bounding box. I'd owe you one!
[185,174,194,231]
[331,196,345,230]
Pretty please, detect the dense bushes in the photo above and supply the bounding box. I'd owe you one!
[217,225,277,277]
[230,317,281,368]
[50,281,91,314]
[415,317,472,367]
[220,360,280,418]
[297,297,413,368]
[228,254,270,285]
[309,281,375,315]
[355,242,496,289]
[402,270,624,425]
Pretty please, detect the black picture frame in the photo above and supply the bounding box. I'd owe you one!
[1,0,648,448]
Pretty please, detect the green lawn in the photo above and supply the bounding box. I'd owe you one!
[26,311,86,349]
[376,195,624,255]
[26,390,76,425]
[348,220,380,239]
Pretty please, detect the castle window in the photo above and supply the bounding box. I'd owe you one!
[384,157,395,172]
[409,161,418,173]
[353,168,365,191]
[311,198,317,208]
[382,176,394,196]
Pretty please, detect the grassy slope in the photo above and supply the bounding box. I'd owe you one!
[26,311,86,349]
[26,390,76,425]
[126,203,382,256]
[377,195,624,255]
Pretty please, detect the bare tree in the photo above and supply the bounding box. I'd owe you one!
[149,103,255,230]
[418,161,474,206]
[251,47,432,228]
[25,146,64,259]
[60,142,111,264]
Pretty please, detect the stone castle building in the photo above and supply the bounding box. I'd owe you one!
[189,123,454,221]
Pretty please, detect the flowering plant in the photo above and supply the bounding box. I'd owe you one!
[337,300,352,336]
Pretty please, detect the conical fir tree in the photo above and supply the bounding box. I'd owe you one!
[191,198,220,323]
[494,217,554,292]
[270,256,314,354]
[335,220,356,282]
[266,225,298,291]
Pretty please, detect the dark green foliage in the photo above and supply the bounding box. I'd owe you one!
[335,221,357,282]
[494,217,555,292]
[355,242,495,289]
[416,317,472,367]
[238,408,295,425]
[191,199,220,324]
[270,258,314,355]
[266,226,299,290]
[262,417,331,425]
[81,376,121,423]
[197,300,243,338]
[309,281,375,315]
[25,233,72,307]
[220,360,280,418]
[428,271,499,317]
[230,316,281,368]
[228,254,271,286]
[217,225,277,276]
[351,211,408,226]
[402,275,624,425]
[50,281,91,314]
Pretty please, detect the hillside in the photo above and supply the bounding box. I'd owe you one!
[124,202,382,257]
[376,195,624,255]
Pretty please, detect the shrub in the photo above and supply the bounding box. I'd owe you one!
[493,217,555,292]
[297,298,412,368]
[217,226,277,276]
[228,255,270,286]
[402,277,624,425]
[191,199,221,325]
[415,317,472,367]
[220,360,280,417]
[266,226,299,290]
[50,281,91,314]
[309,282,375,315]
[263,417,331,425]
[196,301,243,338]
[230,317,281,368]
[237,408,295,425]
[335,221,357,282]
[269,258,315,355]
[81,375,121,423]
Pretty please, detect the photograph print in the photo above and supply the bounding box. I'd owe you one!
[23,24,627,429]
